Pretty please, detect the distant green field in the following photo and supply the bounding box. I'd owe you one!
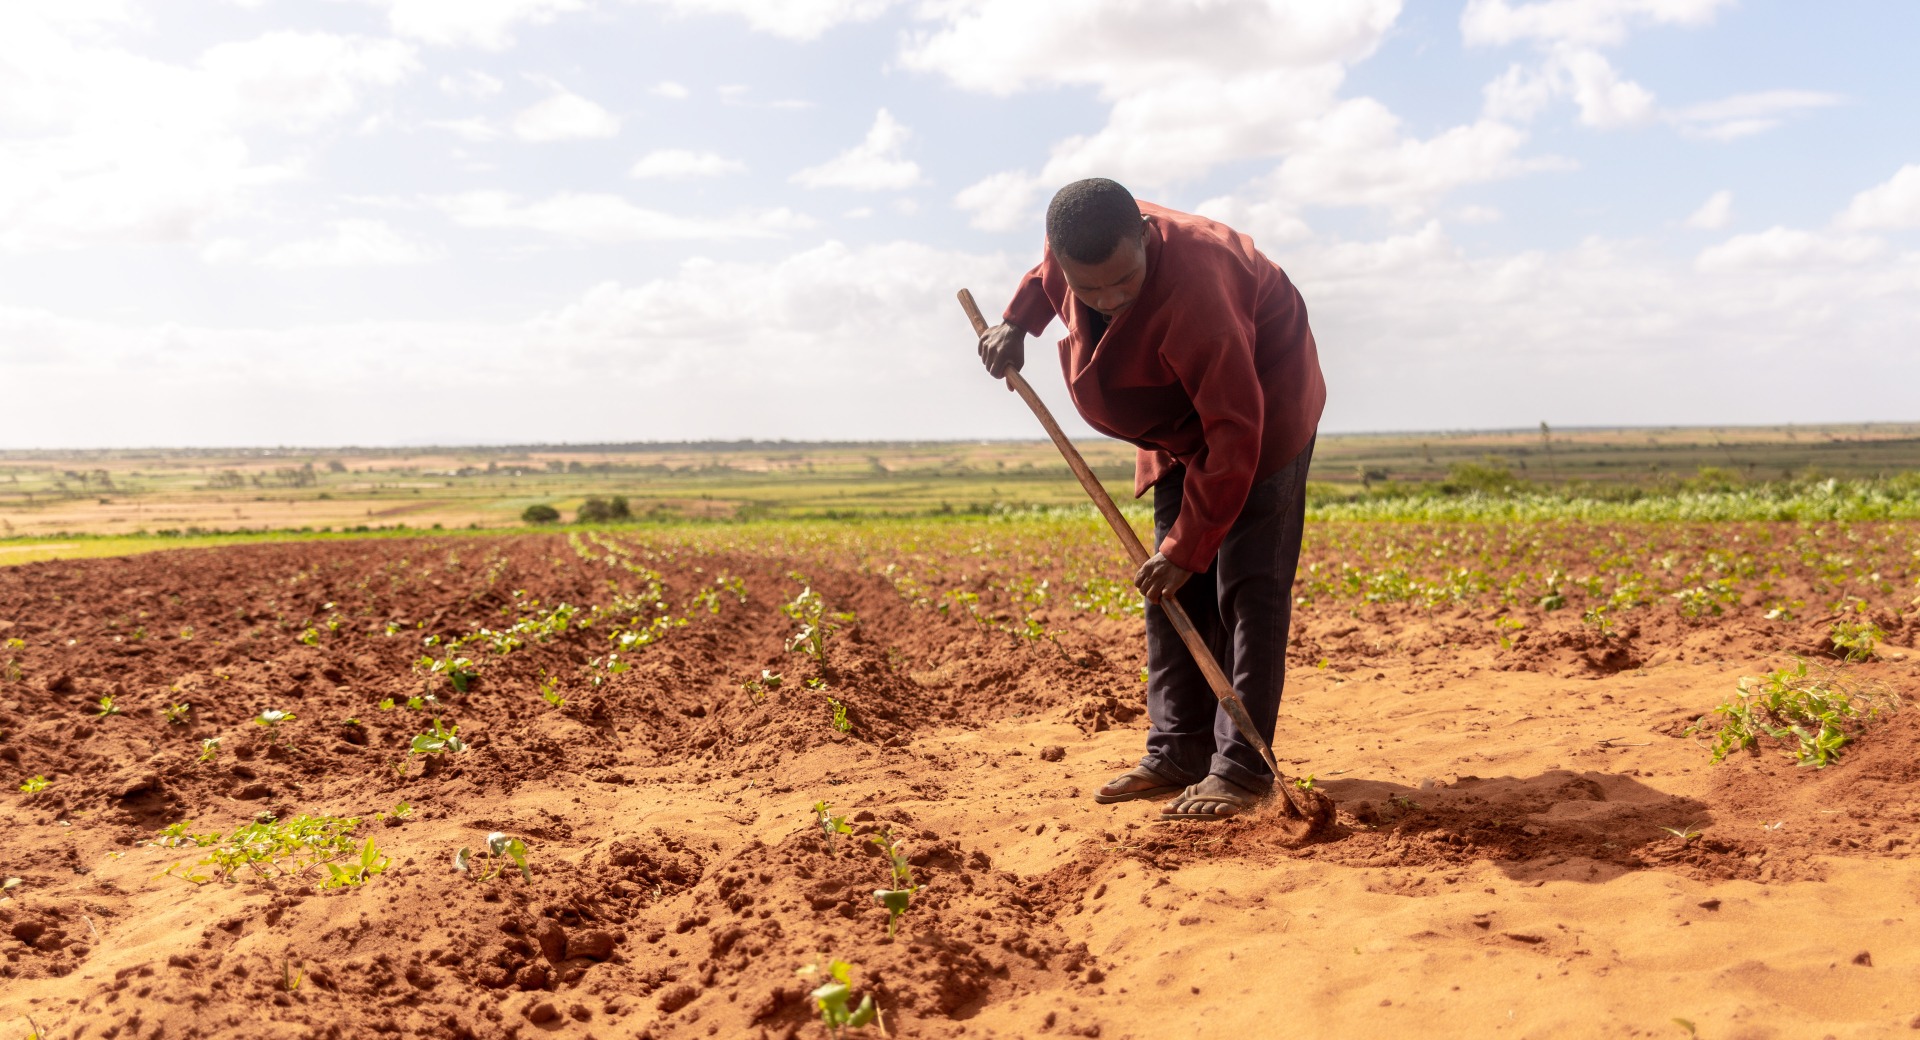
[1,425,1916,560]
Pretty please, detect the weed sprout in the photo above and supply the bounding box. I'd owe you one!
[19,775,49,794]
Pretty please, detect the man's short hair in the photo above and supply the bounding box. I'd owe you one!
[1046,178,1143,264]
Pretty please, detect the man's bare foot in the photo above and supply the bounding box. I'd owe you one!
[1093,764,1184,804]
[1161,774,1264,821]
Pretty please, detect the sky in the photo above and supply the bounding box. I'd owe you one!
[2,0,1916,448]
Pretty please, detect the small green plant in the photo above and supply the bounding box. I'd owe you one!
[20,775,49,794]
[540,674,565,709]
[95,695,123,719]
[1828,619,1885,663]
[454,831,531,881]
[410,717,467,755]
[1659,822,1703,844]
[254,708,297,747]
[1292,774,1317,792]
[798,958,880,1036]
[812,800,852,851]
[827,696,852,734]
[198,737,221,763]
[320,838,390,889]
[415,654,478,693]
[163,702,191,725]
[869,828,920,937]
[297,627,320,646]
[1492,615,1525,649]
[783,584,830,662]
[155,813,367,886]
[1694,657,1897,768]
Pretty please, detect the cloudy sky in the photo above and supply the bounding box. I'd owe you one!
[2,0,1916,448]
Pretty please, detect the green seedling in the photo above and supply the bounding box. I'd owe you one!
[156,813,367,887]
[455,831,531,881]
[1828,619,1885,663]
[798,958,880,1036]
[20,775,49,794]
[541,678,565,709]
[198,737,221,763]
[783,585,829,662]
[827,697,852,735]
[378,698,396,710]
[377,801,413,821]
[869,827,920,937]
[416,654,479,693]
[297,627,320,646]
[1293,774,1317,792]
[1659,823,1703,844]
[1492,615,1525,650]
[254,708,297,747]
[320,838,390,889]
[409,717,467,755]
[813,801,853,851]
[163,702,191,725]
[95,695,123,719]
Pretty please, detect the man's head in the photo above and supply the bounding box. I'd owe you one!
[1046,178,1149,319]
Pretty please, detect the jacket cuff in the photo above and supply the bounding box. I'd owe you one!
[1003,287,1055,337]
[1155,529,1220,575]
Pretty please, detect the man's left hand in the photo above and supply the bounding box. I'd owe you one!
[1134,552,1192,604]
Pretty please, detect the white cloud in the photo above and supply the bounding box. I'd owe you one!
[650,81,691,100]
[1668,89,1844,140]
[512,83,620,141]
[792,109,923,191]
[432,190,815,241]
[901,0,1400,97]
[203,220,446,268]
[629,149,747,179]
[428,117,503,141]
[633,0,896,41]
[1455,204,1503,223]
[1684,189,1731,230]
[953,171,1045,233]
[1695,227,1886,271]
[336,0,586,49]
[1836,165,1920,231]
[1480,46,1653,128]
[0,22,414,251]
[438,70,504,98]
[1460,0,1734,48]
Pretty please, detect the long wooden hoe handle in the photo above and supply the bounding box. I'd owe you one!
[957,289,1315,820]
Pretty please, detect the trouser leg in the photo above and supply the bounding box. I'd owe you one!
[1208,439,1315,792]
[1137,473,1225,787]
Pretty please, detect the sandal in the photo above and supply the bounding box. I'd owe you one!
[1160,777,1265,822]
[1093,764,1185,804]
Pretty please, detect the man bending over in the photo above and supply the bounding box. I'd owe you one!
[977,178,1326,821]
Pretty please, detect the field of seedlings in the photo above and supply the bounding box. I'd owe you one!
[2,516,1919,1038]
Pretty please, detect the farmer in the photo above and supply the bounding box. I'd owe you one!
[977,178,1325,821]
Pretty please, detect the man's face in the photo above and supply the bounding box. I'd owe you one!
[1058,224,1148,319]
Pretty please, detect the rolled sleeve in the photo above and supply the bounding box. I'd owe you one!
[1003,258,1058,337]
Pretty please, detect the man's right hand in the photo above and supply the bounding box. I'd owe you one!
[978,321,1026,381]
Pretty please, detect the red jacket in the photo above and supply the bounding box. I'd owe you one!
[1003,201,1325,572]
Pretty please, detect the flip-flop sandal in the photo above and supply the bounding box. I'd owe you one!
[1093,765,1185,804]
[1160,791,1261,822]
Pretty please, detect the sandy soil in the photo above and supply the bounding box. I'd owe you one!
[1,534,1917,1039]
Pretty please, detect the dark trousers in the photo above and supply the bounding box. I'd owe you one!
[1139,438,1313,794]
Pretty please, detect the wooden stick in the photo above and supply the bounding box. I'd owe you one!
[957,289,1315,819]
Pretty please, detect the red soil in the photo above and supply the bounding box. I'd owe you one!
[1,533,1917,1038]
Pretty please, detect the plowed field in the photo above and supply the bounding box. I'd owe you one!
[2,522,1917,1039]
